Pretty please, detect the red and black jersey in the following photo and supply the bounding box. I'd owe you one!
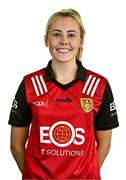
[9,60,119,179]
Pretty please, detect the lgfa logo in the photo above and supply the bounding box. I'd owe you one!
[40,121,85,147]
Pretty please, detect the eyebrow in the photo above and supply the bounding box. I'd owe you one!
[51,29,77,33]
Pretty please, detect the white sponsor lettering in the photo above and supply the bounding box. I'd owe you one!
[40,121,85,147]
[33,100,49,107]
[40,126,51,143]
[74,128,85,145]
[40,148,85,156]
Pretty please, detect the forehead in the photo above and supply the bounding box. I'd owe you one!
[49,17,80,32]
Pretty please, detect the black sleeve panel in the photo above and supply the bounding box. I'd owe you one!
[94,81,119,130]
[8,80,32,127]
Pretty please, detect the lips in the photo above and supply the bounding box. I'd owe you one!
[56,48,72,53]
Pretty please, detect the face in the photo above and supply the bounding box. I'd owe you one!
[45,17,84,63]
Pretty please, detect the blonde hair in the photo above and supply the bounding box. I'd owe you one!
[45,9,85,60]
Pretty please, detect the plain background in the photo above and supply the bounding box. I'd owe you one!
[0,0,125,179]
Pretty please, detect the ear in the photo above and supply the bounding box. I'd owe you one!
[44,35,48,47]
[80,37,84,47]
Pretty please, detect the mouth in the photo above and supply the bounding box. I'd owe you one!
[56,48,72,53]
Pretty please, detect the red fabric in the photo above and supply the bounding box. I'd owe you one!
[22,68,107,179]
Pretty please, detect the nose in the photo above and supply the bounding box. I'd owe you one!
[59,35,69,45]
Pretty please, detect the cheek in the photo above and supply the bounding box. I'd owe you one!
[71,39,82,48]
[48,37,59,48]
[48,39,58,55]
[72,43,81,51]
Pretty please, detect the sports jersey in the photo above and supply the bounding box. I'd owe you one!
[9,60,119,179]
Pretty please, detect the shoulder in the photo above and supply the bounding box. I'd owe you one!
[23,67,48,98]
[83,69,108,99]
[23,68,47,86]
[86,69,108,83]
[85,69,108,89]
[24,68,45,80]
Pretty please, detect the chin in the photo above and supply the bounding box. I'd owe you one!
[53,55,75,63]
[55,59,75,63]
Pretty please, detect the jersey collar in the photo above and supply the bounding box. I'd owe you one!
[44,60,86,82]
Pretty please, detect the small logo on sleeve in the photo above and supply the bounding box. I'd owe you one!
[110,101,116,111]
[80,98,93,112]
[12,99,18,109]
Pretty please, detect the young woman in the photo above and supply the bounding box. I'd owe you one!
[9,9,119,179]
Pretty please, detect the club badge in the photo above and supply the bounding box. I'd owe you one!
[80,98,93,112]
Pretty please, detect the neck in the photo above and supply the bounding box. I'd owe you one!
[51,60,78,84]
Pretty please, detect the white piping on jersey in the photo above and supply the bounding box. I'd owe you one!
[39,75,48,93]
[31,75,48,96]
[35,75,44,95]
[82,75,100,97]
[31,77,40,96]
[91,78,100,97]
[82,75,92,94]
[86,77,96,95]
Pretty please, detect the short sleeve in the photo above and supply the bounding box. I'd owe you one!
[94,81,119,130]
[8,80,32,127]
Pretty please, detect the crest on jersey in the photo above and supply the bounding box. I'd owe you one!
[80,98,93,112]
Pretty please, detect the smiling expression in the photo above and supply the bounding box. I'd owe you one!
[45,17,84,63]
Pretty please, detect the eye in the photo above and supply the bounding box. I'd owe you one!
[52,32,61,37]
[68,33,76,38]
